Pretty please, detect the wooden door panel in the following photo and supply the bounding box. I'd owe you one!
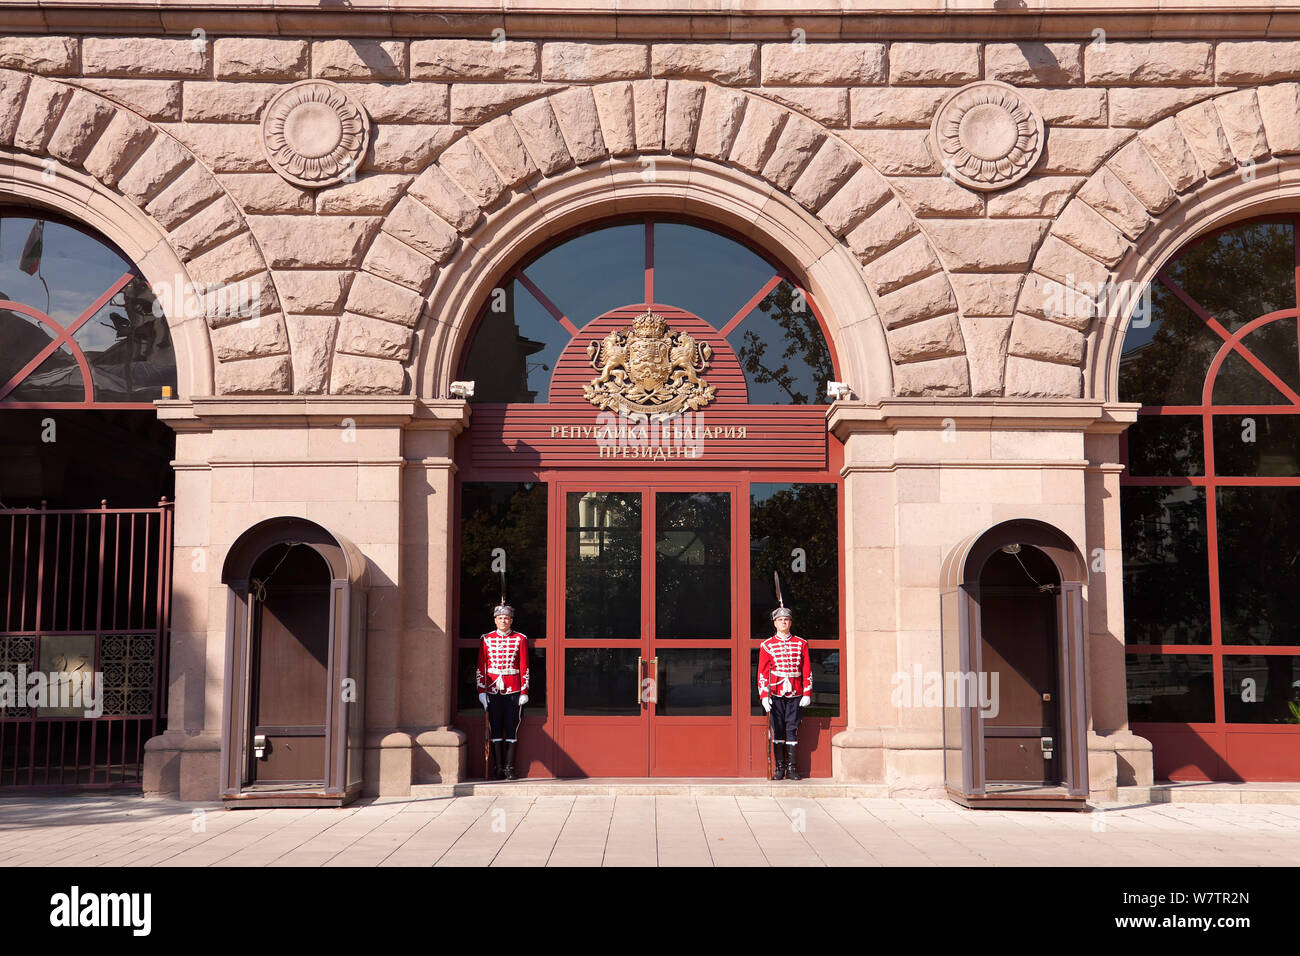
[251,587,329,785]
[980,591,1059,784]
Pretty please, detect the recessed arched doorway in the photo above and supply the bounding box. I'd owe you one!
[452,215,845,779]
[941,519,1089,809]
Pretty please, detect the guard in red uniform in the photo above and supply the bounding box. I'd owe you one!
[476,603,529,780]
[758,605,811,780]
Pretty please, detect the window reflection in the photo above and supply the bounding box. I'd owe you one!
[727,281,832,405]
[462,280,567,403]
[1217,488,1300,646]
[459,482,548,641]
[1126,654,1215,722]
[565,491,640,639]
[655,492,730,639]
[750,483,838,641]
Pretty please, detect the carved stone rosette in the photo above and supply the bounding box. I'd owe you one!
[929,80,1045,192]
[261,80,371,188]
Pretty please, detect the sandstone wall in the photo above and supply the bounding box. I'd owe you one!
[2,33,1297,398]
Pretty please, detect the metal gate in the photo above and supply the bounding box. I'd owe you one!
[0,501,171,788]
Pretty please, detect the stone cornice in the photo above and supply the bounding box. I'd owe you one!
[7,2,1300,39]
[157,395,472,433]
[826,398,1140,439]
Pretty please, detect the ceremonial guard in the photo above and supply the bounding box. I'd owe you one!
[758,604,812,780]
[476,602,529,780]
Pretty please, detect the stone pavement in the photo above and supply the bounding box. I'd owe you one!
[3,793,1300,866]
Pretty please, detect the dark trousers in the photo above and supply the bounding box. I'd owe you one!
[768,696,802,745]
[487,692,522,742]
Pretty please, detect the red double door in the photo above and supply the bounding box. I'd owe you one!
[551,481,753,777]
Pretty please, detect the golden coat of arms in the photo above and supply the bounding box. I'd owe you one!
[583,310,716,417]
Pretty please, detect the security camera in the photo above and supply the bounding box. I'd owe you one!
[449,381,475,399]
[826,381,852,401]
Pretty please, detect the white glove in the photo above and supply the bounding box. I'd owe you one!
[478,693,488,709]
[799,695,811,708]
[518,694,528,707]
[762,698,772,713]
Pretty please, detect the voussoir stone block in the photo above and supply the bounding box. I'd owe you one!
[985,176,1082,219]
[1213,90,1270,164]
[652,44,758,85]
[14,75,72,153]
[1052,199,1129,268]
[250,215,380,269]
[1258,83,1300,155]
[146,162,225,230]
[891,178,984,218]
[411,39,538,81]
[862,232,941,296]
[216,354,293,394]
[846,197,917,262]
[1106,140,1177,213]
[469,116,538,188]
[1175,100,1236,178]
[1009,312,1086,364]
[760,114,823,190]
[46,89,115,166]
[437,135,506,207]
[888,42,980,85]
[363,231,438,293]
[1077,167,1149,240]
[753,87,848,128]
[187,231,265,286]
[1032,235,1111,293]
[82,110,154,186]
[116,133,192,205]
[1137,117,1203,192]
[551,86,607,165]
[875,271,956,329]
[1107,87,1221,128]
[790,138,858,211]
[925,220,1050,274]
[592,82,637,156]
[71,79,181,122]
[345,270,426,327]
[214,38,308,80]
[0,70,31,146]
[959,316,1013,396]
[760,42,885,86]
[816,165,891,237]
[632,79,667,152]
[210,313,290,362]
[330,353,405,394]
[893,355,969,397]
[887,313,964,363]
[951,274,1021,317]
[451,83,549,125]
[407,163,482,233]
[695,87,749,164]
[728,96,785,174]
[384,197,458,264]
[664,81,706,155]
[315,175,413,215]
[336,312,414,361]
[1004,355,1082,398]
[1084,41,1213,86]
[169,196,245,259]
[510,98,572,175]
[284,314,337,393]
[277,272,350,315]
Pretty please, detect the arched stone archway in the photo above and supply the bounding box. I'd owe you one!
[334,79,966,400]
[0,69,288,396]
[1015,83,1300,401]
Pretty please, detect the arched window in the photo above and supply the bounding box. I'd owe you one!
[0,212,176,408]
[1119,216,1300,781]
[460,216,834,405]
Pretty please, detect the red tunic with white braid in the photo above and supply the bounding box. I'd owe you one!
[757,634,811,700]
[476,630,529,695]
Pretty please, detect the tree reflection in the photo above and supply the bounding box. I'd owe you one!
[736,282,834,405]
[750,484,838,641]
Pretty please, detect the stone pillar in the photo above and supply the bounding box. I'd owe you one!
[829,400,1144,798]
[143,396,420,801]
[400,400,471,785]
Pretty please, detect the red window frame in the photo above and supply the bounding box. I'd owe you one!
[1121,213,1300,781]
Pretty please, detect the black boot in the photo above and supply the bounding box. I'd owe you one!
[784,743,801,781]
[771,740,785,780]
[503,742,518,780]
[491,741,505,780]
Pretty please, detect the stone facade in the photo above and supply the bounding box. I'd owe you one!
[9,6,1300,799]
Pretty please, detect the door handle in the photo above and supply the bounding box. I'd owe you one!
[1041,736,1053,760]
[636,656,644,705]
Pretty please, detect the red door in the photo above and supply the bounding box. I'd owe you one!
[555,482,742,776]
